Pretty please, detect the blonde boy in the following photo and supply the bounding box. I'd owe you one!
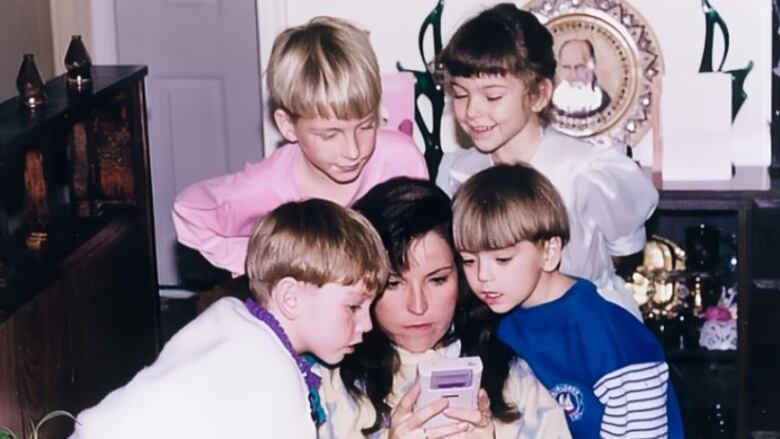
[174,16,427,275]
[452,164,683,439]
[71,199,389,439]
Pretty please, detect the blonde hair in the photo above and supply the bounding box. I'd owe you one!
[452,163,569,252]
[266,16,381,120]
[246,199,389,304]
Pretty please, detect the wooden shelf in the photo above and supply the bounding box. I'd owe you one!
[646,179,780,436]
[0,65,148,158]
[0,206,135,324]
[0,66,158,438]
[665,347,738,363]
[643,167,780,211]
[753,278,780,291]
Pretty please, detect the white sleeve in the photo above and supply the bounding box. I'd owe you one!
[435,152,459,198]
[573,148,658,256]
[593,362,670,439]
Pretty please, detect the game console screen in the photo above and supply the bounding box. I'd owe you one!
[431,370,473,389]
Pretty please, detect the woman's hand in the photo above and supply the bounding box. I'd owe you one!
[442,389,495,438]
[388,383,470,439]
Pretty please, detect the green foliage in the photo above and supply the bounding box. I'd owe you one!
[0,410,77,439]
[0,427,18,439]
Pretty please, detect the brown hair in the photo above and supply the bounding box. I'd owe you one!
[266,16,381,120]
[340,177,520,434]
[452,163,569,252]
[438,3,556,125]
[246,199,389,304]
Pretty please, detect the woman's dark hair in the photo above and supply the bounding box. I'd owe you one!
[338,177,518,435]
[438,3,557,124]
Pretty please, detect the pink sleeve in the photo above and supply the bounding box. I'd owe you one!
[371,130,429,181]
[172,159,288,275]
[401,138,429,180]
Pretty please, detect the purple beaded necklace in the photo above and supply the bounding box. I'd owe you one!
[244,298,324,424]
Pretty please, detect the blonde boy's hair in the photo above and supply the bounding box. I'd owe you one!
[452,163,570,252]
[266,16,381,120]
[246,199,389,304]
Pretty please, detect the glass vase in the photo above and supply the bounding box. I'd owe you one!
[16,54,47,110]
[64,35,93,92]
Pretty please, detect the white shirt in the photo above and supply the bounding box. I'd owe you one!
[317,341,571,439]
[70,298,316,439]
[436,129,658,319]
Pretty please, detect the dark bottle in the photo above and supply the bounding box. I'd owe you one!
[688,271,720,313]
[16,53,47,110]
[685,224,720,272]
[64,35,93,92]
[670,279,701,350]
[685,224,722,313]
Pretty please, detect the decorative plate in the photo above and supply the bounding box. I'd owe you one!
[524,0,664,147]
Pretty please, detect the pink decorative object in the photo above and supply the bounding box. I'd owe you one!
[703,306,732,322]
[699,306,737,351]
[380,72,415,137]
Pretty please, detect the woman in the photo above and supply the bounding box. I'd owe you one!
[317,177,570,438]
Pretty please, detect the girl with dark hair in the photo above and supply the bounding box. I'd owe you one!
[317,177,570,438]
[435,3,658,321]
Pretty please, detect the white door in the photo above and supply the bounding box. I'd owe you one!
[115,0,264,288]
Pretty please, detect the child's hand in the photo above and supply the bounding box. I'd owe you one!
[442,389,495,438]
[388,383,470,439]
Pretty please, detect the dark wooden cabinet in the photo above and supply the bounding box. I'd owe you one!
[0,66,159,438]
[647,170,780,439]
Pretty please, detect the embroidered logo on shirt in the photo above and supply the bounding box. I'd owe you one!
[551,383,584,422]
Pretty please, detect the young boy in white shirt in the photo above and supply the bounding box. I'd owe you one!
[70,199,389,438]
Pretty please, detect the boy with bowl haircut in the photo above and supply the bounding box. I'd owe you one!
[436,4,657,319]
[173,16,427,276]
[452,163,683,439]
[71,199,389,439]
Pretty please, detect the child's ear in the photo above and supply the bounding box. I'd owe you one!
[270,276,302,320]
[541,237,563,272]
[273,109,299,143]
[530,78,554,113]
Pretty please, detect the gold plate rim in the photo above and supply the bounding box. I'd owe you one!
[524,0,665,148]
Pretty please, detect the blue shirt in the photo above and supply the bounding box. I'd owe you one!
[498,278,684,438]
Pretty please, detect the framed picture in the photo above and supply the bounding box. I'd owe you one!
[524,0,664,148]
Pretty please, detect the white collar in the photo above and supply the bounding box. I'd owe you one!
[395,339,462,366]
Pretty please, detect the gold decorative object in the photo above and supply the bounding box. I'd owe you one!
[523,0,664,147]
[628,235,686,313]
[644,235,686,273]
[23,149,50,251]
[26,231,47,251]
[92,98,135,202]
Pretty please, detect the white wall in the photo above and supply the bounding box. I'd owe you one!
[90,0,119,65]
[50,0,94,75]
[49,0,119,69]
[258,0,772,169]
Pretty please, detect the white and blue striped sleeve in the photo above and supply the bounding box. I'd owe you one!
[593,362,671,439]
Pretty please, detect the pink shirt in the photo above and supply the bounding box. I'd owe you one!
[172,129,428,274]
